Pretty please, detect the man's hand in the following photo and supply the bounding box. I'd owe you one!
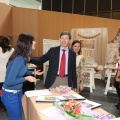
[33,70,44,75]
[80,83,84,92]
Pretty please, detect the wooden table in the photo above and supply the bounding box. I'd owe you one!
[28,63,37,74]
[22,90,109,120]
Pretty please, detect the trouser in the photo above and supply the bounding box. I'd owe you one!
[22,81,35,94]
[1,90,23,120]
[51,76,68,88]
[114,81,120,98]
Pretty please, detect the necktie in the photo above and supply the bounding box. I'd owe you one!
[59,49,66,77]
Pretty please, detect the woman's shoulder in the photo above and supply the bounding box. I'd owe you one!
[77,55,84,59]
[8,56,25,67]
[13,55,25,63]
[15,55,24,59]
[5,47,14,53]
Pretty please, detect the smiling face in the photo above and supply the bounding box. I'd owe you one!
[72,43,81,55]
[59,35,70,48]
[71,40,82,55]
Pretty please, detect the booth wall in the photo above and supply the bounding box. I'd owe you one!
[38,10,120,56]
[0,3,12,36]
[12,7,39,56]
[1,3,120,57]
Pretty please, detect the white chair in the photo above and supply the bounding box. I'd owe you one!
[104,68,117,95]
[94,65,103,80]
[84,67,95,93]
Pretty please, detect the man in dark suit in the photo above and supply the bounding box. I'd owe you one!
[30,31,77,90]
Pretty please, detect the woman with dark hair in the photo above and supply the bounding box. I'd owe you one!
[1,33,43,120]
[0,37,14,97]
[114,46,120,110]
[71,40,85,93]
[0,37,12,53]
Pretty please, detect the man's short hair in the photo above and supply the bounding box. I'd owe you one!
[60,31,71,40]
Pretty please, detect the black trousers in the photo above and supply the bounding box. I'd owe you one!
[22,69,35,94]
[114,81,120,98]
[22,81,35,94]
[0,82,3,89]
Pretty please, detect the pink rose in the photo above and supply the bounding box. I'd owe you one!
[64,104,72,110]
[73,105,81,114]
[69,100,77,106]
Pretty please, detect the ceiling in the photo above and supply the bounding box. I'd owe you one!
[9,0,42,9]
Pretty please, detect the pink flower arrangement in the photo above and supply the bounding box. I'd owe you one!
[56,85,71,93]
[61,100,82,118]
[54,100,94,120]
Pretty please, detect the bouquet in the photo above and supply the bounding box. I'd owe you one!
[53,100,94,120]
[56,85,71,93]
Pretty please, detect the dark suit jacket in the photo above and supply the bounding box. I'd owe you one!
[30,46,77,88]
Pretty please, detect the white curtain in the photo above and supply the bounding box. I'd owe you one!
[71,28,108,65]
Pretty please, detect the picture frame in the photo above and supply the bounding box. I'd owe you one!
[80,39,96,50]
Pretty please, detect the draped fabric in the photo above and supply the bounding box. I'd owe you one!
[71,28,108,66]
[76,55,85,91]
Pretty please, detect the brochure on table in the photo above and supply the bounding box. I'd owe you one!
[79,99,102,109]
[40,106,66,120]
[25,89,52,97]
[36,94,85,102]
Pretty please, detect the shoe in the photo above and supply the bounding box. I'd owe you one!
[115,98,120,109]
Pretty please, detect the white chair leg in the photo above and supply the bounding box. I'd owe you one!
[90,72,93,93]
[104,74,111,95]
[92,73,95,89]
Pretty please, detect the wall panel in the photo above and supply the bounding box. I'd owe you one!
[1,3,120,58]
[61,13,72,31]
[0,4,2,34]
[12,7,38,56]
[38,10,120,56]
[0,3,12,36]
[53,12,63,39]
[38,10,54,56]
[22,8,39,56]
[12,7,24,34]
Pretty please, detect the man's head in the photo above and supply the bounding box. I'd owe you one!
[59,31,71,48]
